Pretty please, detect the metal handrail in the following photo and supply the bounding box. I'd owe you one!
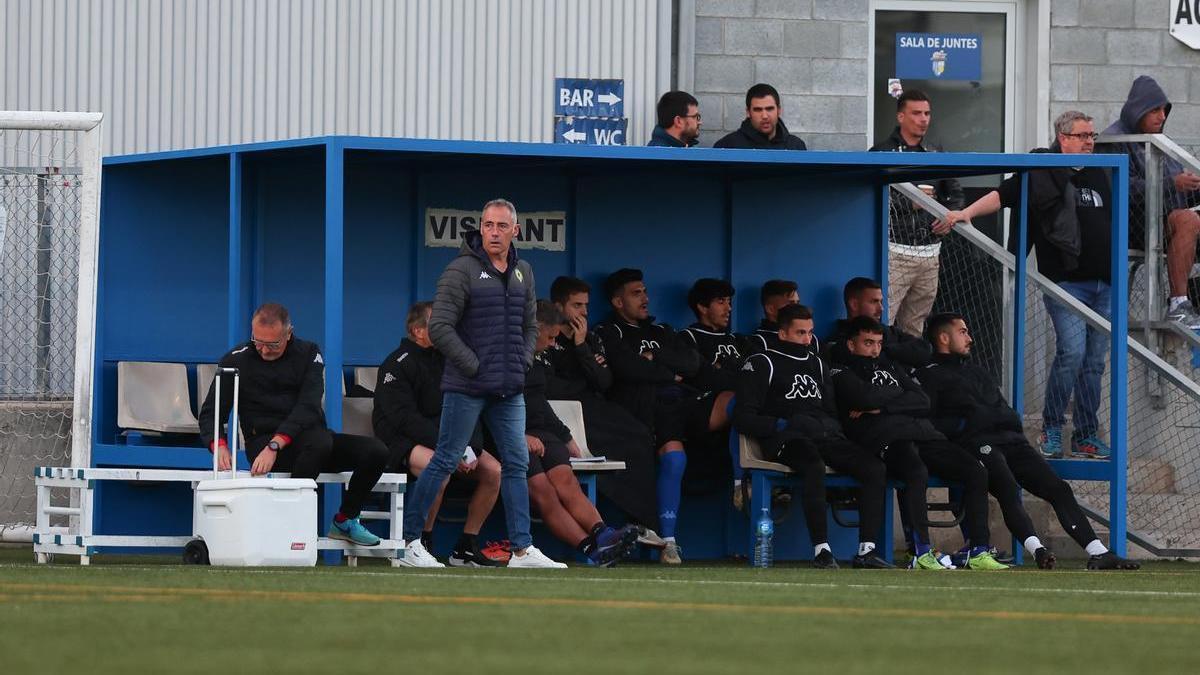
[893,182,1200,407]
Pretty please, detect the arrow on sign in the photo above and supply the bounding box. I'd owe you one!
[598,92,622,106]
[561,128,586,143]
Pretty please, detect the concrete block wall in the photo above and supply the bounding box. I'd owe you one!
[1050,0,1200,150]
[693,0,870,150]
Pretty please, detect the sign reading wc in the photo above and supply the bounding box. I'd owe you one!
[425,208,567,251]
[895,33,982,80]
[1171,0,1200,49]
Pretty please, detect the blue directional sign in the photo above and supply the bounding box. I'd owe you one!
[554,116,627,146]
[554,78,625,117]
[896,33,982,81]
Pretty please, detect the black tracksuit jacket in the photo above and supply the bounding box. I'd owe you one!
[734,340,843,458]
[917,352,1026,447]
[830,353,944,453]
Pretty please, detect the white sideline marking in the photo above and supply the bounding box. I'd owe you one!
[5,564,1199,599]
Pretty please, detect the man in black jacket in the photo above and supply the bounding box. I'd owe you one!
[713,83,807,150]
[939,111,1113,461]
[595,268,700,564]
[831,316,1006,570]
[647,90,701,148]
[920,312,1139,570]
[373,301,502,567]
[743,279,804,355]
[199,302,387,548]
[870,89,964,338]
[734,304,892,569]
[526,301,640,566]
[825,277,931,370]
[547,276,662,546]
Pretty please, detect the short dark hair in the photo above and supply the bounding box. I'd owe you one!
[657,90,699,130]
[843,277,882,310]
[536,299,565,327]
[252,302,291,329]
[687,278,735,319]
[760,279,798,308]
[550,276,590,304]
[777,303,813,327]
[897,89,930,112]
[745,83,781,109]
[405,301,433,335]
[925,312,965,343]
[845,315,885,340]
[604,268,644,300]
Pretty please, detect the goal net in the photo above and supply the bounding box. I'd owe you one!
[0,112,102,542]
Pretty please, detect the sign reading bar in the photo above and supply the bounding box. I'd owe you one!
[554,78,624,117]
[895,32,982,80]
[425,208,567,251]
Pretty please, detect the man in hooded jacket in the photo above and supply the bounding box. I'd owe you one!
[1102,75,1200,328]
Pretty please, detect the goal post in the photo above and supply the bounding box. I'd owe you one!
[0,111,102,542]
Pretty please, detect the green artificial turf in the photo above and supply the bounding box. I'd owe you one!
[0,548,1196,674]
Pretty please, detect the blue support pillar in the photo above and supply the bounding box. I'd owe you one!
[323,140,346,565]
[227,152,245,346]
[1110,156,1130,557]
[1012,172,1029,413]
[879,184,890,324]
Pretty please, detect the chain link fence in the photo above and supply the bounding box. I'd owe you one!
[0,128,81,538]
[888,159,1200,556]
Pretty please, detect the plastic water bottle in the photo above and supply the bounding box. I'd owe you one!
[754,506,774,568]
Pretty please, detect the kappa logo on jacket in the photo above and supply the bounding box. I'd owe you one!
[313,352,324,365]
[872,370,899,387]
[383,372,395,384]
[785,374,821,400]
[479,271,492,280]
[715,343,740,359]
[639,339,660,353]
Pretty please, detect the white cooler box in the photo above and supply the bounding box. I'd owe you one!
[193,477,318,567]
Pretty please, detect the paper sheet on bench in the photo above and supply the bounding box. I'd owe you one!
[569,456,607,463]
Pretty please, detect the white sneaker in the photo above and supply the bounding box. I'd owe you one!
[397,539,445,568]
[507,545,568,569]
[637,527,667,549]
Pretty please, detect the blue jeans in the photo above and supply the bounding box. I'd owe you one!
[402,391,531,549]
[1042,280,1111,439]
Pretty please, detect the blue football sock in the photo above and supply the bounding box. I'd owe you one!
[657,450,687,539]
[913,529,931,556]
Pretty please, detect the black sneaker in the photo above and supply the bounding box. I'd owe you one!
[590,525,640,567]
[1086,551,1140,571]
[813,549,839,569]
[1035,547,1056,570]
[448,540,503,568]
[852,550,895,569]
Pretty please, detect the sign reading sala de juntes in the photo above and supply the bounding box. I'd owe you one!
[425,207,567,251]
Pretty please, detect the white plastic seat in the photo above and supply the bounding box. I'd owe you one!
[117,361,199,434]
[354,366,379,393]
[342,397,375,437]
[195,363,217,415]
[738,433,793,474]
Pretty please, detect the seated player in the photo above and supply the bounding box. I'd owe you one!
[547,276,665,549]
[595,268,701,564]
[678,278,745,506]
[743,279,813,354]
[825,277,931,370]
[199,303,388,548]
[831,316,1006,570]
[526,300,640,566]
[921,312,1140,571]
[373,301,503,567]
[734,303,892,569]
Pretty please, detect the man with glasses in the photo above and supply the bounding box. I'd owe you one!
[199,302,388,547]
[398,198,566,569]
[939,111,1114,460]
[648,91,701,148]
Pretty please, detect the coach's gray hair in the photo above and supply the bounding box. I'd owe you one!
[1053,110,1093,139]
[482,198,518,224]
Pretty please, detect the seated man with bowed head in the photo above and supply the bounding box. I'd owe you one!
[373,301,503,567]
[199,302,387,547]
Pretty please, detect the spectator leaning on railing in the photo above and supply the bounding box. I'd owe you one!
[938,111,1114,461]
[1102,75,1200,329]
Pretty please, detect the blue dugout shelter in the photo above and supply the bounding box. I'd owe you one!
[92,138,1130,560]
